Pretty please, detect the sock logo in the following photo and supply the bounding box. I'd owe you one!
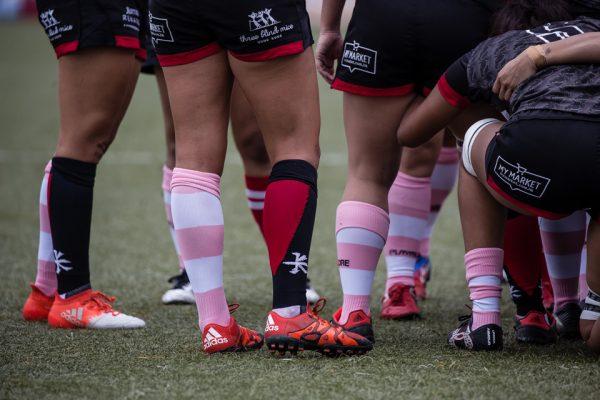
[283,252,308,275]
[388,249,420,258]
[337,259,350,267]
[203,327,228,349]
[53,250,72,274]
[265,314,279,332]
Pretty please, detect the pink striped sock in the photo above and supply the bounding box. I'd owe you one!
[539,212,586,311]
[420,147,458,257]
[465,248,504,330]
[171,168,229,330]
[580,245,588,302]
[34,161,56,297]
[384,172,430,289]
[162,166,185,272]
[336,201,389,324]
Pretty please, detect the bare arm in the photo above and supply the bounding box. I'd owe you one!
[397,88,462,148]
[316,0,346,83]
[493,32,600,101]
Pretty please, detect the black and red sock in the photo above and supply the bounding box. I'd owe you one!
[262,160,317,309]
[49,157,96,297]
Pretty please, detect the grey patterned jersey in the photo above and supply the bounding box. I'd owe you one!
[443,18,600,120]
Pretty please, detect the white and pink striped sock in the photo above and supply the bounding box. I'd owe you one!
[162,166,184,272]
[34,161,56,297]
[539,211,586,311]
[580,245,588,302]
[420,147,458,257]
[336,201,389,324]
[384,172,431,292]
[244,176,269,233]
[171,168,230,330]
[465,248,504,329]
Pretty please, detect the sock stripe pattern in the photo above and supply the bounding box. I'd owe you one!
[385,172,431,287]
[581,289,600,321]
[171,168,229,329]
[162,166,185,271]
[336,201,389,323]
[35,161,57,297]
[244,175,269,233]
[421,147,459,256]
[263,160,317,308]
[465,248,504,329]
[539,211,586,310]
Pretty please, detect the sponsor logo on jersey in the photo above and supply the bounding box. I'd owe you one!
[493,156,550,199]
[40,9,73,41]
[149,13,174,44]
[283,252,308,275]
[239,9,294,45]
[341,41,377,74]
[122,6,140,32]
[527,22,584,43]
[265,314,279,332]
[203,327,228,348]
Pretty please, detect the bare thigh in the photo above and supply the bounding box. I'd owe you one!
[230,81,270,176]
[56,47,140,163]
[399,131,443,178]
[343,92,416,210]
[228,48,320,168]
[162,51,232,174]
[155,67,176,169]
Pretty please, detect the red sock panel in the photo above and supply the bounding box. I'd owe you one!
[262,160,317,308]
[504,215,545,296]
[244,175,269,235]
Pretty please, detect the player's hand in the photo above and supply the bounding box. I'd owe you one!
[316,31,343,84]
[493,50,538,102]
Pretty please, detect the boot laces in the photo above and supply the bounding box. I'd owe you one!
[83,291,118,315]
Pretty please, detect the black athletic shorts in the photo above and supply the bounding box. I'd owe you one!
[485,113,600,220]
[148,0,313,67]
[332,0,499,96]
[36,0,147,59]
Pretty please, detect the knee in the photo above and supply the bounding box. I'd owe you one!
[57,113,119,163]
[349,155,399,191]
[235,128,270,166]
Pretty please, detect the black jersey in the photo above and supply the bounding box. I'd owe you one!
[441,18,600,119]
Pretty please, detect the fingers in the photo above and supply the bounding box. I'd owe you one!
[316,58,335,84]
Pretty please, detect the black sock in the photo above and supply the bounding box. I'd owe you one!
[504,266,545,316]
[49,157,96,297]
[263,160,317,309]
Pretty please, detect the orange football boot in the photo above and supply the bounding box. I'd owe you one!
[202,305,264,354]
[22,284,54,321]
[380,283,421,320]
[264,299,373,356]
[47,289,145,329]
[332,307,375,343]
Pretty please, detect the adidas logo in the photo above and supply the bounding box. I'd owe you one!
[203,327,228,348]
[60,307,84,326]
[265,314,279,332]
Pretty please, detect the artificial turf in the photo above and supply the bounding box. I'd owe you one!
[0,21,598,400]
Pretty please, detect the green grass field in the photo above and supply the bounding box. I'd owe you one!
[0,21,598,400]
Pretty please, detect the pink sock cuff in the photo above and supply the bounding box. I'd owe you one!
[472,311,501,328]
[393,172,431,188]
[245,175,269,191]
[162,165,174,192]
[336,201,390,239]
[465,248,504,281]
[437,147,459,164]
[171,168,221,198]
[470,287,502,300]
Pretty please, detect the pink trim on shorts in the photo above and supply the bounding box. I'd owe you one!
[486,176,567,220]
[229,40,304,62]
[331,78,415,97]
[157,43,222,67]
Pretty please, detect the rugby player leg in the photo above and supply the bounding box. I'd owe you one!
[386,131,443,301]
[581,220,600,353]
[155,66,193,305]
[230,81,271,231]
[341,92,416,325]
[40,48,145,329]
[161,52,263,353]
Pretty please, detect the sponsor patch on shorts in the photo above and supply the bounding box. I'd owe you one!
[493,156,550,199]
[341,41,377,74]
[149,13,174,44]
